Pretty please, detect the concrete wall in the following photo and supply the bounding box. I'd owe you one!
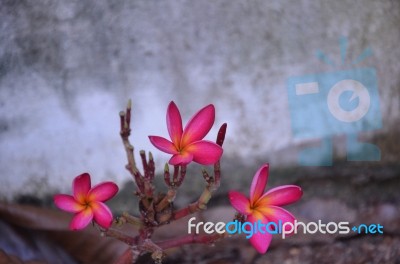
[0,0,399,197]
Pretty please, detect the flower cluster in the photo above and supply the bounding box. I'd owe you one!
[54,100,302,258]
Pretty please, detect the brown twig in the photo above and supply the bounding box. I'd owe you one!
[172,165,179,186]
[155,188,176,212]
[140,150,149,179]
[103,227,139,246]
[157,163,185,212]
[148,152,155,181]
[114,102,229,263]
[214,123,226,187]
[177,165,186,187]
[171,186,212,220]
[120,212,143,228]
[119,100,144,193]
[171,123,227,221]
[163,163,171,187]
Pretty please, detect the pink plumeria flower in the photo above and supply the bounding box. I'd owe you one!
[228,164,302,254]
[149,101,223,165]
[54,173,119,230]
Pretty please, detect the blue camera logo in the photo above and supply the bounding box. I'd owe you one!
[287,38,382,166]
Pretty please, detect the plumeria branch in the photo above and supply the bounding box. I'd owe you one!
[172,123,226,221]
[116,212,143,228]
[109,101,227,263]
[102,227,139,246]
[55,100,303,263]
[155,165,183,213]
[119,100,144,194]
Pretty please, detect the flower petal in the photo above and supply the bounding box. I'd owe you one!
[228,191,251,214]
[166,101,183,148]
[149,136,178,154]
[91,201,114,229]
[87,182,119,202]
[257,185,303,207]
[181,104,215,146]
[257,205,296,233]
[185,140,223,165]
[169,152,194,165]
[247,214,273,254]
[70,208,93,230]
[250,164,269,204]
[73,173,91,204]
[54,194,85,213]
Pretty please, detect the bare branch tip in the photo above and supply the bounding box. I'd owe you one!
[216,123,227,146]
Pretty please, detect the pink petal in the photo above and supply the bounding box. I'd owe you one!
[149,136,178,154]
[228,191,251,214]
[247,214,273,254]
[88,182,119,202]
[70,208,93,230]
[185,140,223,165]
[166,101,183,148]
[257,205,296,233]
[73,173,91,204]
[54,194,85,213]
[257,185,302,207]
[169,152,194,165]
[91,201,114,229]
[181,104,215,146]
[250,164,269,205]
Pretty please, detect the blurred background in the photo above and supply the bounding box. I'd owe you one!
[0,0,399,263]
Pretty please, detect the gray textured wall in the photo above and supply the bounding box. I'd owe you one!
[1,1,399,197]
